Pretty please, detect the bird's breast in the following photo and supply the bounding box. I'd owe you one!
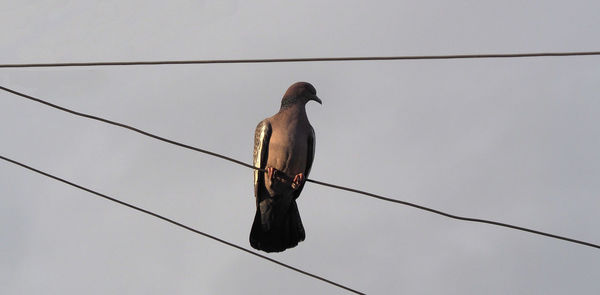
[266,125,309,177]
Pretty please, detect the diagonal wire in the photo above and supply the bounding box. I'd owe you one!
[0,155,365,295]
[0,85,262,172]
[0,51,599,68]
[305,179,600,250]
[1,84,599,250]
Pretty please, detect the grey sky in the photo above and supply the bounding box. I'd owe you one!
[1,1,599,294]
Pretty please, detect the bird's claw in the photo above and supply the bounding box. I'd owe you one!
[291,173,305,190]
[267,167,276,181]
[266,168,303,190]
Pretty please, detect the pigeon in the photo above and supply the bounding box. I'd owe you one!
[250,82,322,252]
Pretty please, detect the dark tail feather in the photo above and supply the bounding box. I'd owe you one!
[250,200,305,253]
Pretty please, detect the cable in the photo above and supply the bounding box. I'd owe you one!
[0,85,262,173]
[1,51,599,68]
[306,179,600,249]
[0,155,364,295]
[2,84,599,250]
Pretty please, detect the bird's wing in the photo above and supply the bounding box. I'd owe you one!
[253,120,272,205]
[293,125,316,200]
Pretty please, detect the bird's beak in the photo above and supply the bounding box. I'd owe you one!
[311,95,322,105]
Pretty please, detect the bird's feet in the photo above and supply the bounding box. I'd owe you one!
[267,167,287,182]
[267,167,276,181]
[291,173,305,190]
[266,167,303,189]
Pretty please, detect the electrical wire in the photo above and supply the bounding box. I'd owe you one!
[306,179,600,249]
[1,84,599,250]
[0,85,261,172]
[0,51,599,68]
[0,154,364,295]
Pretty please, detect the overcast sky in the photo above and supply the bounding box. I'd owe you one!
[1,1,599,294]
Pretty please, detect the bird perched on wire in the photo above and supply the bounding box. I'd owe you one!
[250,82,322,252]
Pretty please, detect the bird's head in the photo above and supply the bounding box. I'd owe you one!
[280,82,322,109]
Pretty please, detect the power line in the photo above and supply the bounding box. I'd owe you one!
[0,155,364,295]
[1,84,599,250]
[1,51,599,68]
[0,85,261,172]
[306,179,600,250]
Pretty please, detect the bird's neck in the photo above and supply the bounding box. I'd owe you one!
[278,103,308,122]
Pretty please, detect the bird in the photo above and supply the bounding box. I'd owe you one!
[250,82,322,252]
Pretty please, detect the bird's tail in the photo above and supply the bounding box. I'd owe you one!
[250,199,305,253]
